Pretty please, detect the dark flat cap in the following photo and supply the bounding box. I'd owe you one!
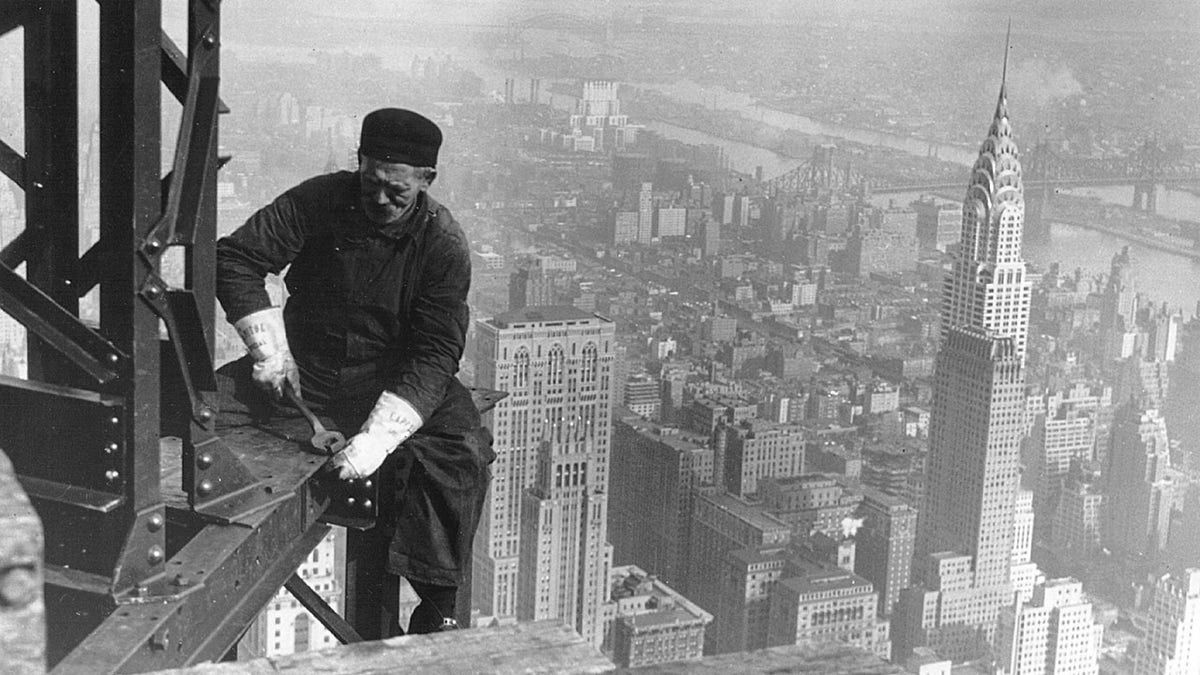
[359,108,442,167]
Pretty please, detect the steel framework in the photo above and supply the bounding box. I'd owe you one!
[0,2,498,672]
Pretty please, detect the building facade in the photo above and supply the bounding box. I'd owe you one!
[1135,568,1200,675]
[473,306,616,647]
[897,66,1032,663]
[856,486,917,618]
[603,565,712,668]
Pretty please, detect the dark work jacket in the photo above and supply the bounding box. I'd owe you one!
[216,171,469,423]
[216,172,489,585]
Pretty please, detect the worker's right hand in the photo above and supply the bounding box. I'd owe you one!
[234,307,300,399]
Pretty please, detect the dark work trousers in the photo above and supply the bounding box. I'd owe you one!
[216,356,491,638]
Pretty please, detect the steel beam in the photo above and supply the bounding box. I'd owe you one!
[23,0,80,384]
[0,139,24,189]
[284,573,364,645]
[52,490,332,673]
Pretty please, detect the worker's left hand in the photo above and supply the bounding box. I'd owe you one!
[328,390,422,481]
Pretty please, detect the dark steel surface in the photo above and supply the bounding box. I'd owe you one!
[23,2,80,385]
[5,3,500,670]
[0,139,24,189]
[0,266,125,383]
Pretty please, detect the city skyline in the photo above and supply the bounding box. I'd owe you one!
[1,2,1198,672]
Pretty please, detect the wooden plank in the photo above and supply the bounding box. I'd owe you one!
[144,621,614,675]
[629,642,903,674]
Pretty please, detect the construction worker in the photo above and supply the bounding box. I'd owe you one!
[216,108,490,636]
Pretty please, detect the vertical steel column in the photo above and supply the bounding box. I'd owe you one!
[23,0,78,384]
[186,0,219,355]
[98,0,166,587]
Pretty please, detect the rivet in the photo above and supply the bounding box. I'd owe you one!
[202,32,216,48]
[362,500,373,510]
[107,353,119,364]
[346,497,356,507]
[110,416,120,426]
[198,407,214,422]
[147,546,165,565]
[363,480,373,489]
[0,568,38,608]
[145,285,163,300]
[197,453,214,469]
[147,514,164,532]
[105,470,120,482]
[146,239,162,251]
[105,442,119,454]
[197,480,213,496]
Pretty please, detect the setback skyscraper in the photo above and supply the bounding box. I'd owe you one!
[473,306,616,647]
[895,46,1033,663]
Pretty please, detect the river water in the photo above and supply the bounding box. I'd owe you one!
[640,124,1200,315]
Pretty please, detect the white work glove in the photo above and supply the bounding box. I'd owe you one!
[233,306,300,399]
[330,390,423,480]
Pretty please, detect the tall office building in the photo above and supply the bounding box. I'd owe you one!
[637,182,655,244]
[1134,568,1200,675]
[685,491,791,650]
[722,421,807,498]
[994,578,1101,675]
[609,414,714,589]
[473,307,616,647]
[1103,404,1177,559]
[897,56,1031,662]
[856,486,917,617]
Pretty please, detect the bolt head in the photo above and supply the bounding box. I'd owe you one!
[147,514,164,532]
[145,285,163,300]
[0,568,38,608]
[197,480,214,496]
[147,546,165,565]
[198,407,215,422]
[197,453,214,469]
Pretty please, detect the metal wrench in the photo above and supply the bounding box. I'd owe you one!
[284,385,347,455]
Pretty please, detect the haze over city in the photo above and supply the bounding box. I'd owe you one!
[1,0,1198,672]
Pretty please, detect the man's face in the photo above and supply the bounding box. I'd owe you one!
[358,155,431,225]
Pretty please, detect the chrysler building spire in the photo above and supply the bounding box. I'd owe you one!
[943,26,1031,360]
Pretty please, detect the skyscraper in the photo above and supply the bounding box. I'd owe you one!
[1103,404,1177,559]
[1135,568,1200,675]
[897,46,1032,662]
[994,578,1102,675]
[855,486,917,618]
[473,306,616,646]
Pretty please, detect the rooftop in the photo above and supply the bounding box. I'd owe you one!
[487,305,604,328]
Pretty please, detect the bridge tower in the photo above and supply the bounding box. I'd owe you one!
[1022,142,1054,241]
[1132,182,1158,214]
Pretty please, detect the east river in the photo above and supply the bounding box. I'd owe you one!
[641,117,1200,315]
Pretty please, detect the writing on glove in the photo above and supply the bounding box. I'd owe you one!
[329,390,422,481]
[233,306,300,399]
